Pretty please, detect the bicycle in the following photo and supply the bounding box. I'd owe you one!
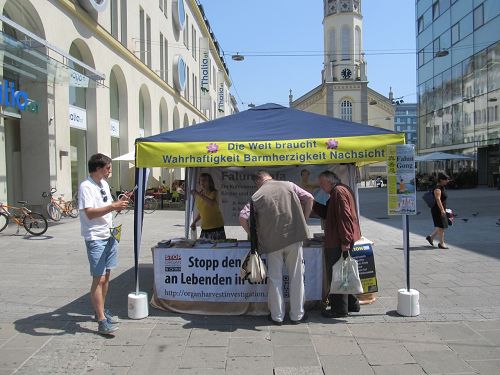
[42,188,79,221]
[0,201,48,236]
[118,188,157,214]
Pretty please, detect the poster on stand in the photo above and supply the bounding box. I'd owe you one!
[387,144,417,215]
[351,242,378,293]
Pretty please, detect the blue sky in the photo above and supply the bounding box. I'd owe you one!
[199,0,417,109]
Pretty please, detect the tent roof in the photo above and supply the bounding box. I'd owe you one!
[140,103,398,143]
[415,151,474,161]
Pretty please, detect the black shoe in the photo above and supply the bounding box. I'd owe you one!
[267,314,283,326]
[348,304,360,313]
[321,309,348,319]
[426,235,434,246]
[290,312,308,325]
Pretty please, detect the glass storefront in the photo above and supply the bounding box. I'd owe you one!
[416,0,500,185]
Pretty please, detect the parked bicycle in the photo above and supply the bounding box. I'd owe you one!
[42,188,79,221]
[118,188,157,214]
[0,201,48,236]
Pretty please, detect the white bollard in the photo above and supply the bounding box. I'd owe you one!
[396,288,420,317]
[128,292,149,319]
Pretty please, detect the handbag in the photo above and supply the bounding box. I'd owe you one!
[330,252,363,295]
[446,208,454,226]
[422,189,436,208]
[240,200,267,283]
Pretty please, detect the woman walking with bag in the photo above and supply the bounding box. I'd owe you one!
[426,172,451,249]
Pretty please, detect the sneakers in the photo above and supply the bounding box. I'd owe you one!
[98,319,119,335]
[94,308,119,325]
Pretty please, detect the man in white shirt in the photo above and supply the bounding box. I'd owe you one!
[78,153,128,335]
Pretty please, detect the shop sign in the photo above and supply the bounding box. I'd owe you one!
[217,71,225,117]
[199,37,211,110]
[110,119,120,137]
[69,69,90,88]
[69,105,87,130]
[0,80,29,111]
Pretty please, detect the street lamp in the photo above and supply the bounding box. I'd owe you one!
[232,53,244,61]
[435,49,449,58]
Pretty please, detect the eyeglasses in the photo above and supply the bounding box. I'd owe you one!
[100,189,108,202]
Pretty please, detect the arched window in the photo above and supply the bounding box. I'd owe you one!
[340,100,352,121]
[329,29,336,61]
[341,26,350,61]
[355,26,361,62]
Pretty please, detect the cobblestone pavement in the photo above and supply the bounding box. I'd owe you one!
[0,187,499,374]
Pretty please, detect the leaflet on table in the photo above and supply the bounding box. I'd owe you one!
[154,247,323,302]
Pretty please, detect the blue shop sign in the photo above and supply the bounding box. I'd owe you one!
[0,80,29,111]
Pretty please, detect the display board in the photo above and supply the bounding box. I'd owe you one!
[387,144,417,215]
[193,164,356,226]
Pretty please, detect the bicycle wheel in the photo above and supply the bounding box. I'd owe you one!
[23,212,48,236]
[0,212,8,232]
[46,203,61,221]
[144,197,157,214]
[67,200,79,218]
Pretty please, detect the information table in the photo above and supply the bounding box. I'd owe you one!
[151,246,324,315]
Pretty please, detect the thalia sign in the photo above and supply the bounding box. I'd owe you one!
[0,80,29,111]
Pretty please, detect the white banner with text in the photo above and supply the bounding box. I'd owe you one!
[154,247,323,302]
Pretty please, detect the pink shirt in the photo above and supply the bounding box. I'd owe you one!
[239,180,313,220]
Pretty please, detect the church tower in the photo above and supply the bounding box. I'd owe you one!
[323,0,368,123]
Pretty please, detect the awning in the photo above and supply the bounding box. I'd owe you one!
[0,15,106,88]
[415,152,474,162]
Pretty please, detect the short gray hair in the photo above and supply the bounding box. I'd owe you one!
[319,170,340,184]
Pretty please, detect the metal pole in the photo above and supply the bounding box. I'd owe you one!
[403,214,410,291]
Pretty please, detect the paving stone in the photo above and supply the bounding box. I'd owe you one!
[466,320,500,331]
[274,366,324,375]
[179,346,227,369]
[372,364,426,375]
[174,369,226,375]
[411,350,476,374]
[359,343,415,365]
[225,356,274,375]
[95,345,140,367]
[466,359,500,375]
[103,327,153,346]
[228,337,272,357]
[429,322,483,341]
[270,327,312,346]
[320,354,374,375]
[311,334,361,356]
[186,328,230,347]
[273,345,319,367]
[448,339,500,360]
[0,348,37,370]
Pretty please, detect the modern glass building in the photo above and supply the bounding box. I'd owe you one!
[394,103,418,144]
[416,0,500,186]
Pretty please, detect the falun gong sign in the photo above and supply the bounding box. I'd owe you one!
[387,144,417,215]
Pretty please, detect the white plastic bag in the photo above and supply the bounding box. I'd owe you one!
[330,254,364,295]
[240,250,267,283]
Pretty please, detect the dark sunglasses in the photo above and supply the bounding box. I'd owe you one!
[100,189,108,202]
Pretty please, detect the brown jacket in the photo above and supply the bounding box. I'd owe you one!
[312,183,361,250]
[252,180,310,253]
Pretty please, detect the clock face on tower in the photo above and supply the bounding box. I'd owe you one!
[341,68,352,79]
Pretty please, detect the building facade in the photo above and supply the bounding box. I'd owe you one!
[291,0,395,179]
[393,102,418,144]
[416,0,500,185]
[0,0,236,207]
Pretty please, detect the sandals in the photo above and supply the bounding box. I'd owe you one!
[438,243,449,249]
